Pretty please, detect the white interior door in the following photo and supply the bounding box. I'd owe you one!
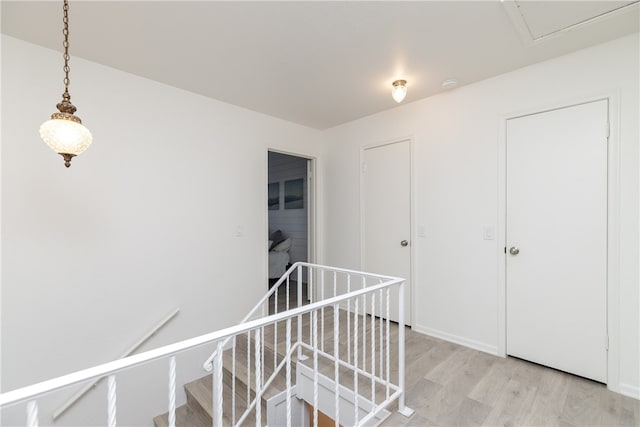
[506,100,608,383]
[363,140,411,325]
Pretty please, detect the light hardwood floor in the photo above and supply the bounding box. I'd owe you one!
[381,327,639,427]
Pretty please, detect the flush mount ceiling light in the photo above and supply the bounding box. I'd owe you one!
[392,80,407,103]
[39,0,92,168]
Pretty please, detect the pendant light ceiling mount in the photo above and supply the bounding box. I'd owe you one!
[392,79,408,103]
[39,0,92,168]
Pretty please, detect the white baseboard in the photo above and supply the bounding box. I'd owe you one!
[412,325,499,356]
[619,383,640,400]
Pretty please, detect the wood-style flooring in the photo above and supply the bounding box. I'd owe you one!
[269,283,639,427]
[380,327,638,427]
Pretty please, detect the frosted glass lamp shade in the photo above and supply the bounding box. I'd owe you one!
[40,117,92,166]
[392,80,407,103]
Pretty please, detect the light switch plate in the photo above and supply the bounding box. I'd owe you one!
[483,225,495,240]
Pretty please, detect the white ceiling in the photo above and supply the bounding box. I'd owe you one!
[2,1,639,129]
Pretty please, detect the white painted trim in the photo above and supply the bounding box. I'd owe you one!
[497,116,507,358]
[409,137,416,331]
[496,90,622,393]
[619,383,640,400]
[605,92,622,395]
[266,148,319,274]
[412,325,499,356]
[359,136,415,327]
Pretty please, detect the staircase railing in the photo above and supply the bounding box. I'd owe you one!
[0,263,413,426]
[204,262,414,426]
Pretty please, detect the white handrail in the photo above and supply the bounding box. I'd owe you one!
[202,262,399,371]
[0,279,401,409]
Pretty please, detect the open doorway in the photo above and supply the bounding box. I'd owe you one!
[267,151,315,292]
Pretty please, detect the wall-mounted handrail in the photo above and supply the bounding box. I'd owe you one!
[51,307,180,421]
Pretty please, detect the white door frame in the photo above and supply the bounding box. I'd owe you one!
[359,136,415,327]
[266,148,318,269]
[497,91,621,392]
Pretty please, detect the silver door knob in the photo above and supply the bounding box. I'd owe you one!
[509,247,520,255]
[400,240,409,247]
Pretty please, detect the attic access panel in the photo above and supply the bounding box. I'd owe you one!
[503,0,639,43]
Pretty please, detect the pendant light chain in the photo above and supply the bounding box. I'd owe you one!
[40,0,93,168]
[62,0,71,102]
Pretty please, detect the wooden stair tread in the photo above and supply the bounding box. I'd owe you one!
[183,364,272,426]
[153,403,210,427]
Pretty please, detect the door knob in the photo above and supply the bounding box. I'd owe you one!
[509,247,520,255]
[400,240,409,247]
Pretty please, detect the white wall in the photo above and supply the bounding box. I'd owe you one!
[1,31,638,427]
[321,34,639,397]
[0,35,322,426]
[268,151,308,264]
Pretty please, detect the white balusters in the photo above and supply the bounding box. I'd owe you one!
[379,287,383,380]
[286,276,290,311]
[274,283,279,313]
[107,375,116,427]
[286,318,292,427]
[362,294,367,372]
[333,303,340,427]
[26,400,38,427]
[213,341,223,427]
[313,310,319,427]
[168,356,176,427]
[232,336,236,425]
[347,274,352,365]
[386,287,391,400]
[398,280,408,415]
[353,297,359,425]
[261,327,265,389]
[255,329,262,427]
[320,270,325,353]
[247,332,251,409]
[333,269,339,424]
[297,265,303,360]
[274,286,279,373]
[309,271,314,341]
[371,292,376,406]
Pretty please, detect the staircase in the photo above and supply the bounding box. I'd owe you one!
[0,263,413,427]
[154,301,403,426]
[154,282,309,426]
[154,321,297,427]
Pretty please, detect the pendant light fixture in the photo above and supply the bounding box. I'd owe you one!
[392,79,407,103]
[39,0,92,168]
